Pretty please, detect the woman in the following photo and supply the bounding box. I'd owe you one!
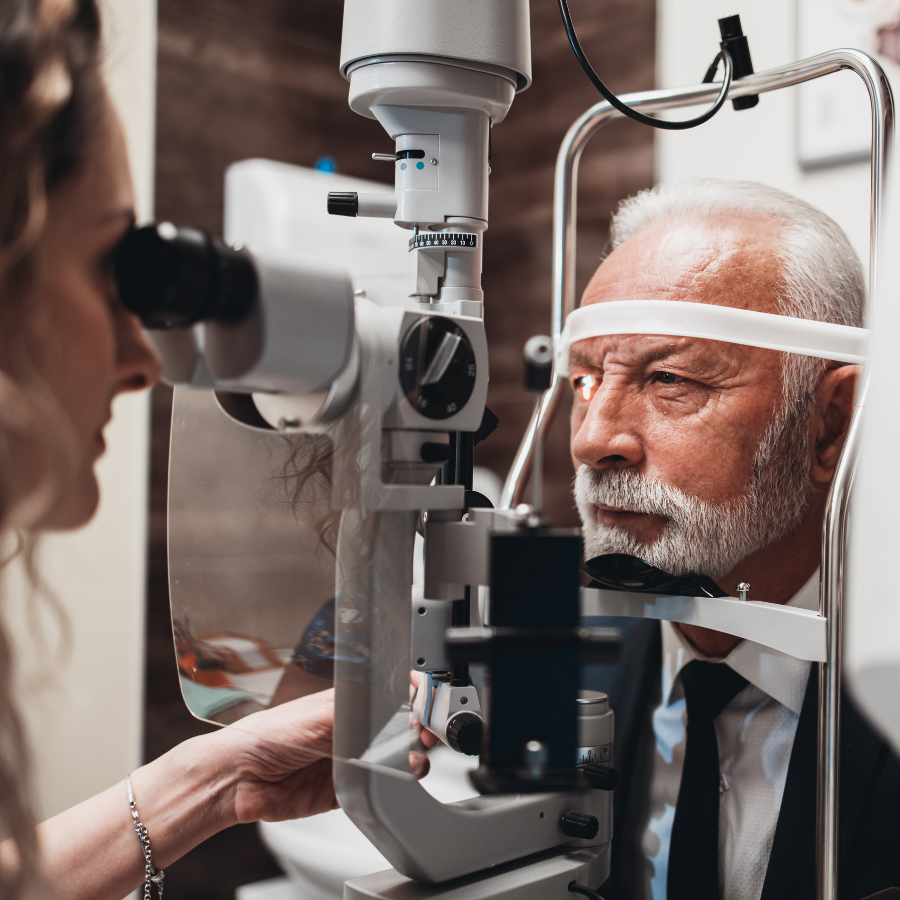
[0,1,357,897]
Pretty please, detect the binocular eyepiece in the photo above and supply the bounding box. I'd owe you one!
[116,223,258,329]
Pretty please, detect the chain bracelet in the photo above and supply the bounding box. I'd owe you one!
[127,774,165,900]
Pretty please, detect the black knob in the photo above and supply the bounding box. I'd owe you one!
[421,442,452,464]
[560,811,600,840]
[524,335,553,392]
[446,712,483,756]
[327,192,359,217]
[399,316,477,420]
[582,763,619,791]
[116,223,257,329]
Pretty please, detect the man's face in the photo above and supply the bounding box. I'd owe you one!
[569,213,815,579]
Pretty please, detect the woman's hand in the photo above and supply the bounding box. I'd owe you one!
[215,689,339,825]
[213,686,432,826]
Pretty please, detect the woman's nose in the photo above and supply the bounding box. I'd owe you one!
[114,309,163,394]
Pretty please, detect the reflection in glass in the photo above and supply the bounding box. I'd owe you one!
[168,387,336,725]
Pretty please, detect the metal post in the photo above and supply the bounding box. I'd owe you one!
[501,49,893,900]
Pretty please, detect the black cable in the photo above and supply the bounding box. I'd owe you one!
[557,0,733,130]
[568,882,603,900]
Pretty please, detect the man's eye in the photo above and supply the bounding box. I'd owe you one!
[574,374,599,401]
[655,372,679,385]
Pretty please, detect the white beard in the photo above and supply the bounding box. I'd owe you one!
[574,405,814,580]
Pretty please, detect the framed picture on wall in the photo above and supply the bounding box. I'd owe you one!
[796,0,900,168]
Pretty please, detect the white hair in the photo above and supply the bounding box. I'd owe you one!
[609,178,866,411]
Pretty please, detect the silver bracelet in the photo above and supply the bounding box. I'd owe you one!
[127,774,165,900]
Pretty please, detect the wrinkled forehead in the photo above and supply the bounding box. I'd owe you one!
[568,331,745,373]
[559,217,868,375]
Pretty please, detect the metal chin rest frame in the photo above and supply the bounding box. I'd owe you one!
[500,49,894,900]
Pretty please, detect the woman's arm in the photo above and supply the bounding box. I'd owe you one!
[34,690,336,900]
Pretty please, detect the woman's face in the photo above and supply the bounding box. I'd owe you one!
[29,97,162,529]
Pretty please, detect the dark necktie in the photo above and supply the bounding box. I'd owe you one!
[667,660,749,900]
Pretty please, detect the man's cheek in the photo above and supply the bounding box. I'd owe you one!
[643,422,742,496]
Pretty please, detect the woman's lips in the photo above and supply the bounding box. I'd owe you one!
[94,414,110,456]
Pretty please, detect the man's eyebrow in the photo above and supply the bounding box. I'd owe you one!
[648,342,685,363]
[568,349,598,370]
[568,340,686,370]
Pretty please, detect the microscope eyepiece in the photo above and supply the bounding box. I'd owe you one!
[116,223,258,329]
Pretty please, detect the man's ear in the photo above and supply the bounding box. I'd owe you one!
[811,364,860,484]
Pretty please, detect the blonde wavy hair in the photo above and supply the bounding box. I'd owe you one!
[0,0,103,895]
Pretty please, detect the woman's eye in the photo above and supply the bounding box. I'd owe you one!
[655,371,679,385]
[100,247,119,282]
[574,374,599,401]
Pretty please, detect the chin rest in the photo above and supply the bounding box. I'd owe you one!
[582,553,728,598]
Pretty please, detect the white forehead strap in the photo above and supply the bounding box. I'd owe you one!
[556,300,868,375]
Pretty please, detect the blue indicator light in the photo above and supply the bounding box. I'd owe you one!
[314,156,337,173]
[416,161,425,170]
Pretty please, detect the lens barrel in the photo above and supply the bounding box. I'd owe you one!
[116,223,258,329]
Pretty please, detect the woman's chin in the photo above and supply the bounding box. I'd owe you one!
[37,476,100,531]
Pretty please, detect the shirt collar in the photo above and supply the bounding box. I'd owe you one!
[660,570,817,715]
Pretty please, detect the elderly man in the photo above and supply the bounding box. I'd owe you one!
[574,180,900,900]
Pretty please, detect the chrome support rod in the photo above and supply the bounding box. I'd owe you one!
[817,405,860,899]
[501,49,893,900]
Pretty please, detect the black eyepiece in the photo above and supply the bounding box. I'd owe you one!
[115,223,258,329]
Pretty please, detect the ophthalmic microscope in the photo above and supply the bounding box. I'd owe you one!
[113,3,763,897]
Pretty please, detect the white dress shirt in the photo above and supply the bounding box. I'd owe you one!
[624,572,819,900]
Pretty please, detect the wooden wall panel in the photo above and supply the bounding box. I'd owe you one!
[147,2,654,895]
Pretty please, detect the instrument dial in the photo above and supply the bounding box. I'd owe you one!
[400,316,477,420]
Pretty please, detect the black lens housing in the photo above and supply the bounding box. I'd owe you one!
[115,223,258,329]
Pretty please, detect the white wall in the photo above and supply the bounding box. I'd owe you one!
[656,0,872,263]
[9,0,157,822]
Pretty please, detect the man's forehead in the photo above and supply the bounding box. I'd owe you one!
[582,215,784,316]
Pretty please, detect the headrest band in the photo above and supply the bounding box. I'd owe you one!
[556,300,868,375]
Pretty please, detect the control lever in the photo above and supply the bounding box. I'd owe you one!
[523,335,553,517]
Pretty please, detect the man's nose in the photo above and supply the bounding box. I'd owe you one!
[571,385,644,470]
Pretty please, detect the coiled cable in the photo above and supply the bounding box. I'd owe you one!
[557,0,733,130]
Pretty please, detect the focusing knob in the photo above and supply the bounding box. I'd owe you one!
[116,223,257,329]
[399,316,477,420]
[327,192,359,217]
[446,712,483,756]
[581,763,619,791]
[559,811,600,840]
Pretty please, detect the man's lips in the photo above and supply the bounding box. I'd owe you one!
[593,503,655,525]
[595,503,643,515]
